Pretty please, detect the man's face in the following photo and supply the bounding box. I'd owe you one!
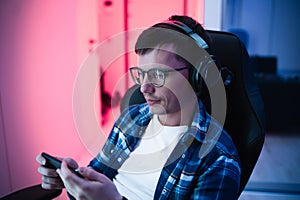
[137,44,195,116]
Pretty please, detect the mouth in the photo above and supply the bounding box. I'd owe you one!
[145,97,161,106]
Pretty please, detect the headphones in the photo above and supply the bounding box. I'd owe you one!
[152,20,224,93]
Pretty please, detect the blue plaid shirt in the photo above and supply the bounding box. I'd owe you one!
[89,102,241,200]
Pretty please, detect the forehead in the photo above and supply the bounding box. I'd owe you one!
[137,44,186,69]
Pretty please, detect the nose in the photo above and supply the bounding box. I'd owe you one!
[140,83,155,94]
[140,76,155,94]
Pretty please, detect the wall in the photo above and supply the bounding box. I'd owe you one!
[0,0,96,197]
[204,0,223,30]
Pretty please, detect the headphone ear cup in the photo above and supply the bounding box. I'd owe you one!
[189,64,201,93]
[190,55,221,93]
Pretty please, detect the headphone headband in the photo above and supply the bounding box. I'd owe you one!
[153,20,209,49]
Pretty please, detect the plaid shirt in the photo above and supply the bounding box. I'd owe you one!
[89,102,241,200]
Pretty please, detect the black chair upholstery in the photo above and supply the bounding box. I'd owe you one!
[120,30,265,196]
[208,30,265,194]
[0,184,62,200]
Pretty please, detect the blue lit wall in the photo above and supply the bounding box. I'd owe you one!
[222,0,300,74]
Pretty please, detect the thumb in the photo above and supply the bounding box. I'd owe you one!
[78,167,109,182]
[63,158,79,169]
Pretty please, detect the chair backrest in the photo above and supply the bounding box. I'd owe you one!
[120,30,265,195]
[208,30,265,194]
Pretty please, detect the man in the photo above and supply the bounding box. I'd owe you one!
[37,15,241,200]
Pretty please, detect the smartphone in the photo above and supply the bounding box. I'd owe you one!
[41,152,83,178]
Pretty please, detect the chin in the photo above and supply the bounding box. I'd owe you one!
[148,104,167,115]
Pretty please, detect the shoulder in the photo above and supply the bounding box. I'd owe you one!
[191,102,240,162]
[189,124,241,198]
[197,121,241,184]
[113,103,152,135]
[118,103,150,121]
[189,114,241,175]
[214,121,240,160]
[201,118,240,165]
[115,103,152,128]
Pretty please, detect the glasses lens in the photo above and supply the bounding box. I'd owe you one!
[148,69,165,87]
[130,67,166,87]
[130,68,143,85]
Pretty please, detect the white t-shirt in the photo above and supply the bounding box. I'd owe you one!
[113,115,188,200]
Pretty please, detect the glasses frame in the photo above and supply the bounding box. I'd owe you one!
[129,66,189,87]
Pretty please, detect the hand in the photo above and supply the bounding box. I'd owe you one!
[36,154,78,190]
[57,160,122,200]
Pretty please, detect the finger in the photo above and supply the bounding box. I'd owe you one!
[42,175,63,185]
[38,166,59,177]
[41,182,64,190]
[63,157,79,169]
[78,167,109,182]
[36,154,46,165]
[57,161,82,184]
[57,161,83,197]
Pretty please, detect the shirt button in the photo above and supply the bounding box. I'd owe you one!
[182,154,186,158]
[117,157,122,162]
[110,149,114,153]
[162,189,167,194]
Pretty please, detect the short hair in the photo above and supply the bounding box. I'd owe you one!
[135,15,212,70]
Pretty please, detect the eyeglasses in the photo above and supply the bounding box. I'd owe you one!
[129,66,189,87]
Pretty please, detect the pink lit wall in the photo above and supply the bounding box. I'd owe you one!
[0,0,204,198]
[0,0,94,197]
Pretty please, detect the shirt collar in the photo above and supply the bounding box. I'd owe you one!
[119,100,211,142]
